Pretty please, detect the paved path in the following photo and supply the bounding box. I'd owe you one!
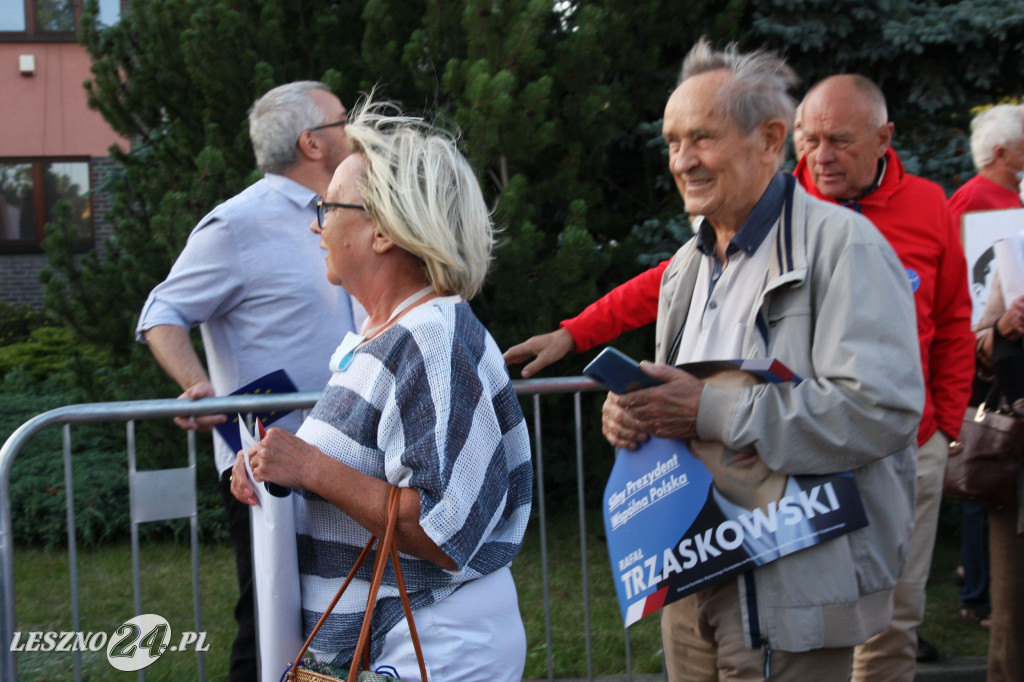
[524,656,987,682]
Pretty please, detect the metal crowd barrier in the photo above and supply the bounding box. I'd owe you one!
[0,377,653,682]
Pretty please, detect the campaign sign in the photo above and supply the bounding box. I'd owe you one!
[603,439,868,626]
[602,358,870,627]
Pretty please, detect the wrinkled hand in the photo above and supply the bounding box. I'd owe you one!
[246,428,319,491]
[602,391,650,450]
[172,382,228,431]
[997,296,1024,341]
[601,362,704,450]
[503,328,576,378]
[229,451,258,506]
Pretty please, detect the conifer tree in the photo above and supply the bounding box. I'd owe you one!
[43,0,1024,404]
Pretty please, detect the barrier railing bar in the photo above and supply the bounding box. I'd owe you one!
[127,420,145,682]
[62,424,83,681]
[189,428,207,682]
[0,379,603,682]
[530,393,554,681]
[574,392,594,681]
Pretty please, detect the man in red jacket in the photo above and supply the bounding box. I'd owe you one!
[505,74,974,681]
[795,75,973,681]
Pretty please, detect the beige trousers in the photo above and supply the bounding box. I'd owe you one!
[851,431,947,682]
[661,579,854,681]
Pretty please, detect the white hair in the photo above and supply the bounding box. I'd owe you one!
[970,104,1024,170]
[344,98,494,299]
[248,81,332,175]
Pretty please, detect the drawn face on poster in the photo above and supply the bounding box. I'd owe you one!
[961,209,1024,325]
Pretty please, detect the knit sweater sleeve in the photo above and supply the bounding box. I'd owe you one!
[382,304,531,574]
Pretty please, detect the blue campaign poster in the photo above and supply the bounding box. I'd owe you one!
[600,357,868,627]
[603,438,713,625]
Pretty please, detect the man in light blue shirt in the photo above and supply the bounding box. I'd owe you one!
[136,81,360,681]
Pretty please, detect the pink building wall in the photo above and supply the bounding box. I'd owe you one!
[0,42,126,157]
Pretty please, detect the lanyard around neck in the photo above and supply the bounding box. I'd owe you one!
[330,285,435,372]
[360,285,435,339]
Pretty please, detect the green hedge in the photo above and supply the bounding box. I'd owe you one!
[0,302,49,347]
[1,328,229,547]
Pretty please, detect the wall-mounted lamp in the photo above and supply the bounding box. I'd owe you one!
[19,55,36,77]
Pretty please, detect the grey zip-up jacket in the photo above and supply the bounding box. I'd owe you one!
[655,176,924,652]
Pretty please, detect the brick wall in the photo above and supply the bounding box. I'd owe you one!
[0,253,50,308]
[0,156,119,309]
[91,157,117,259]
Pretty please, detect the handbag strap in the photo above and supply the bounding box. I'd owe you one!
[348,487,428,682]
[976,380,1013,421]
[289,526,378,678]
[287,486,428,681]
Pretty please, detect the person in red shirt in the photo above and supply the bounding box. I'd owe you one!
[949,104,1024,229]
[505,75,975,681]
[950,103,1024,682]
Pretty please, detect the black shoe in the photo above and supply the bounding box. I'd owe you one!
[916,635,940,663]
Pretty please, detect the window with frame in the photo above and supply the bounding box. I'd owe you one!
[0,0,120,37]
[0,159,94,252]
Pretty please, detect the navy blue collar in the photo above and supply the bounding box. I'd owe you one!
[695,173,787,261]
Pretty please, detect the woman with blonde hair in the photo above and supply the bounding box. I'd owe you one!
[232,98,532,681]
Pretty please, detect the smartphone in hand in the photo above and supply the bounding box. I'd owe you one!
[583,347,663,394]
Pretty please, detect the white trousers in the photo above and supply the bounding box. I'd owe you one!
[371,566,526,682]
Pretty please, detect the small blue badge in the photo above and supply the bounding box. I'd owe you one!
[905,268,921,293]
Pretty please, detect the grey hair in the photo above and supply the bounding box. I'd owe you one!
[248,81,332,175]
[970,104,1024,170]
[679,37,798,137]
[344,97,494,299]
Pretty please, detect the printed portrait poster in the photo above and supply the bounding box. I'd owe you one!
[961,208,1024,325]
[601,359,869,627]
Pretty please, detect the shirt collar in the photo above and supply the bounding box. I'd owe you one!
[695,172,787,260]
[263,173,320,211]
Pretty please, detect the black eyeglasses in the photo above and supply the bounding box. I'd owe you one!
[306,119,347,133]
[317,198,365,228]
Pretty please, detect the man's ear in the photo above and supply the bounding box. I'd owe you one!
[992,144,1010,164]
[296,130,323,161]
[875,122,895,157]
[762,119,787,159]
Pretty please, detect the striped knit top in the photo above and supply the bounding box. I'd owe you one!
[293,298,533,666]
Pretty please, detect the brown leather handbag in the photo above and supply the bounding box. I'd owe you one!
[944,388,1024,509]
[288,486,428,682]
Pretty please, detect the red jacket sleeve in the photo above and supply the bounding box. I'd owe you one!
[560,259,670,352]
[929,210,976,440]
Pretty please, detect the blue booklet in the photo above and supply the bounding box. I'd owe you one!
[213,369,298,455]
[601,358,867,627]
